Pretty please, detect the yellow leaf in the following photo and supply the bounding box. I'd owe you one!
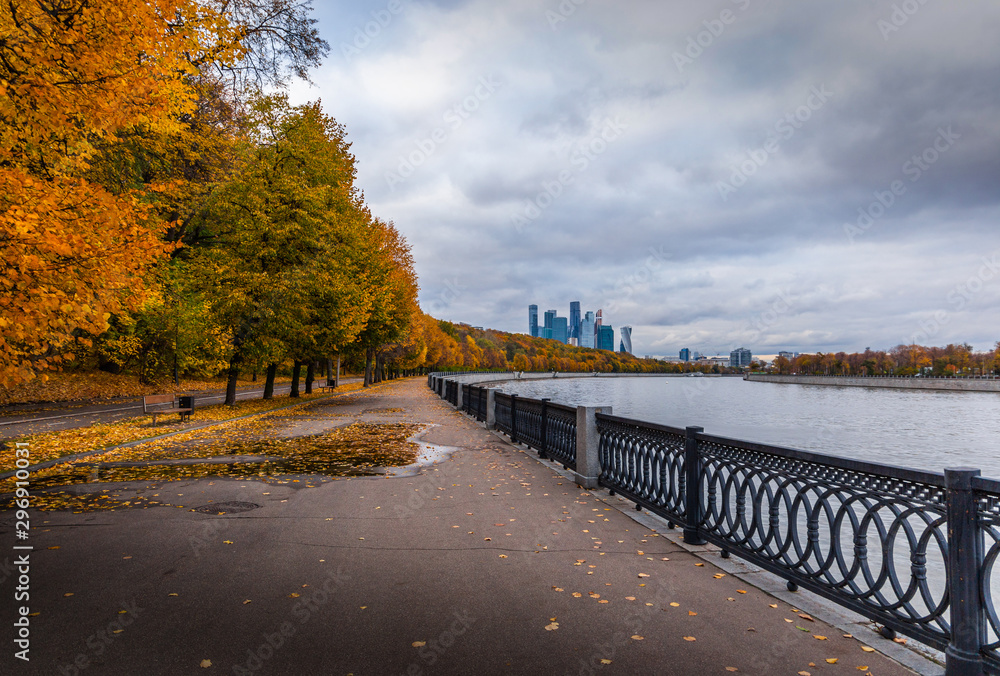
[600,659,612,665]
[632,635,645,640]
[683,636,695,641]
[545,622,559,631]
[200,660,212,668]
[826,658,838,664]
[861,646,875,652]
[412,641,426,647]
[814,635,827,640]
[670,602,680,607]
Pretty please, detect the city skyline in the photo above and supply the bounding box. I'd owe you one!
[288,2,1000,357]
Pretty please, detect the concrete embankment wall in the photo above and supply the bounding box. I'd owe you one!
[745,373,1000,392]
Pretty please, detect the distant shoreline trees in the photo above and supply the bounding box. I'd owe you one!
[768,343,1000,377]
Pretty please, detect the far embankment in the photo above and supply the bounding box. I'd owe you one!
[746,373,1000,392]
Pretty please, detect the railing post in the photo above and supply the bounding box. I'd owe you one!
[944,467,985,675]
[510,394,519,444]
[539,398,550,459]
[574,406,611,489]
[486,389,496,429]
[683,426,707,545]
[455,382,464,410]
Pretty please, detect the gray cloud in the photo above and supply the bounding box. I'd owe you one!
[290,0,1000,355]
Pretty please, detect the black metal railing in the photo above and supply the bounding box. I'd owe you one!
[544,402,577,470]
[596,414,686,521]
[428,376,1000,673]
[494,392,512,436]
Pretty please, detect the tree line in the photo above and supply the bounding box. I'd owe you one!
[766,343,1000,377]
[0,0,424,401]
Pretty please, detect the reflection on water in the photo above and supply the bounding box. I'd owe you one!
[498,376,1000,478]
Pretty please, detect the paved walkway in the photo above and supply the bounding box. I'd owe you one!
[1,378,928,675]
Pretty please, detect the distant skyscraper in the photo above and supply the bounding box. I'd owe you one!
[529,305,538,337]
[569,301,581,342]
[597,325,614,351]
[580,311,595,348]
[619,326,632,354]
[554,317,568,344]
[542,309,555,340]
[730,347,752,368]
[679,348,690,362]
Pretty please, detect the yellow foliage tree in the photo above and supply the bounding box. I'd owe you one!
[0,0,246,387]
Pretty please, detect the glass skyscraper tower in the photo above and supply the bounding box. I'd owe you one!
[528,305,538,337]
[569,301,581,342]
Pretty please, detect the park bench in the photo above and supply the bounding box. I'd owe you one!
[317,379,337,393]
[143,394,194,425]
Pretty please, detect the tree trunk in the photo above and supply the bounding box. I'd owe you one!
[224,353,240,405]
[252,368,257,382]
[263,363,277,399]
[291,360,302,397]
[326,357,333,386]
[305,361,315,394]
[364,348,374,387]
[335,354,340,387]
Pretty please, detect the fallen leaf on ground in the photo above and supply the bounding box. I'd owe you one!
[545,622,559,631]
[814,635,827,640]
[200,660,212,668]
[861,646,875,652]
[826,658,838,664]
[683,636,696,641]
[600,659,612,665]
[412,641,426,647]
[632,635,645,640]
[670,602,680,607]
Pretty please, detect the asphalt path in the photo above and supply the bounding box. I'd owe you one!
[0,378,931,675]
[0,379,362,440]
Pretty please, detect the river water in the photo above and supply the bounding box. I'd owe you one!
[496,376,1000,479]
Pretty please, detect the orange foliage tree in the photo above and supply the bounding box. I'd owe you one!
[0,0,246,387]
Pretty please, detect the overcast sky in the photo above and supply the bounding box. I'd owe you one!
[286,0,1000,357]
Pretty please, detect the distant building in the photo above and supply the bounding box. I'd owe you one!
[679,348,690,362]
[706,356,730,367]
[692,351,702,361]
[528,305,538,337]
[580,312,595,348]
[542,309,556,340]
[553,317,569,344]
[597,325,614,351]
[569,301,581,343]
[730,347,752,368]
[619,326,632,354]
[778,351,799,360]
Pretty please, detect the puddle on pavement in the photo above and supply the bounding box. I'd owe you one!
[4,423,461,510]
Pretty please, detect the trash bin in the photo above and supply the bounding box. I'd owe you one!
[178,395,195,421]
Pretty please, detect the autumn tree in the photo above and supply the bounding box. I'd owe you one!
[186,95,375,403]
